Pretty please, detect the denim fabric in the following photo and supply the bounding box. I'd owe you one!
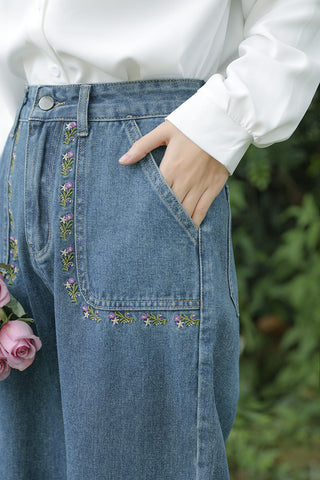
[0,79,240,480]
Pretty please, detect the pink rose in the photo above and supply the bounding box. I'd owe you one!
[0,344,11,381]
[0,273,10,307]
[0,320,42,371]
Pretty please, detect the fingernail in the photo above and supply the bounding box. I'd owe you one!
[119,152,132,164]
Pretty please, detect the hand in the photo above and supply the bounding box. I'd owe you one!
[119,120,229,227]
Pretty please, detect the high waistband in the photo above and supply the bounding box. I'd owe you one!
[15,79,205,130]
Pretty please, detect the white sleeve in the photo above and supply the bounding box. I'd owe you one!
[165,0,320,174]
[0,69,26,157]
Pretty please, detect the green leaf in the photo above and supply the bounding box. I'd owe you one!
[0,307,9,326]
[19,318,34,325]
[5,294,26,317]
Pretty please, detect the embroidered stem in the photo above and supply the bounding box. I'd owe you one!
[59,214,73,240]
[174,313,200,327]
[61,151,75,176]
[63,122,77,145]
[109,311,134,325]
[181,313,200,326]
[65,277,80,303]
[11,152,16,174]
[0,263,18,285]
[80,309,200,327]
[141,312,167,326]
[60,183,73,207]
[9,236,18,258]
[82,305,101,323]
[9,208,14,230]
[15,126,20,145]
[61,247,75,272]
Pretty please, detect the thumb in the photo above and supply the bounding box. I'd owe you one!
[118,122,168,165]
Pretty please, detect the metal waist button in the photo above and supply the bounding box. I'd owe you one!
[38,95,55,111]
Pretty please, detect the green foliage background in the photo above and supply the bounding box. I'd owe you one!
[225,89,320,479]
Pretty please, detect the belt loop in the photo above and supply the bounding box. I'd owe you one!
[77,84,91,137]
[10,84,29,138]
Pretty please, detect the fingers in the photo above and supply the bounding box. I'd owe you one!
[189,188,217,227]
[119,122,168,165]
[178,172,228,227]
[118,119,230,228]
[179,186,204,219]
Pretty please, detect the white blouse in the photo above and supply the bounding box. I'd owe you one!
[0,0,319,173]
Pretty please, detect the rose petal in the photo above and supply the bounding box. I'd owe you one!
[7,353,35,371]
[0,273,10,308]
[0,359,11,380]
[0,321,42,371]
[0,321,42,352]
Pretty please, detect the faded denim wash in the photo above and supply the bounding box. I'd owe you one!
[0,79,241,480]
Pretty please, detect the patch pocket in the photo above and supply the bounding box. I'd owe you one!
[75,118,201,311]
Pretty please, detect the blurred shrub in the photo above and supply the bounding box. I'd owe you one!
[226,89,320,479]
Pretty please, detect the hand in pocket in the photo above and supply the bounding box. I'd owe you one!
[118,120,229,227]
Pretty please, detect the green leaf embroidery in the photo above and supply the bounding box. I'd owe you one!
[9,209,14,230]
[60,220,73,240]
[82,306,101,323]
[61,252,74,272]
[8,181,12,201]
[9,237,18,258]
[0,263,17,285]
[143,312,167,326]
[109,311,134,325]
[61,157,74,176]
[60,188,73,207]
[63,127,77,145]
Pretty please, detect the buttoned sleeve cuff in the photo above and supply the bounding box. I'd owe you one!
[165,85,253,175]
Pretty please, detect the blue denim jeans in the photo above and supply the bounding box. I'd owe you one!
[0,79,240,480]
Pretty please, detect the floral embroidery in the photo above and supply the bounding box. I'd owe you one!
[15,125,20,145]
[59,123,79,306]
[82,305,101,323]
[61,246,74,272]
[60,182,73,207]
[9,125,20,174]
[141,312,167,326]
[2,263,18,285]
[60,214,73,240]
[61,151,75,176]
[9,208,14,230]
[11,152,16,174]
[63,122,77,145]
[8,181,12,202]
[9,236,18,258]
[109,311,134,325]
[80,309,200,327]
[64,277,80,303]
[174,314,200,327]
[5,126,21,285]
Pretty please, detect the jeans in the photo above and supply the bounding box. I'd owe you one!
[0,79,240,480]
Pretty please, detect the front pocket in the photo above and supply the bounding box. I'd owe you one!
[125,118,199,243]
[75,118,201,310]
